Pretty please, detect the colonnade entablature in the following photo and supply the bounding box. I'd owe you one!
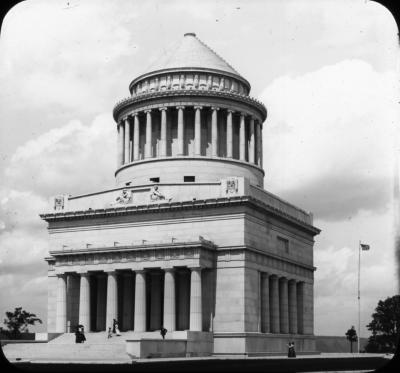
[127,69,252,98]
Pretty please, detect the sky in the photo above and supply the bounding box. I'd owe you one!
[0,0,399,338]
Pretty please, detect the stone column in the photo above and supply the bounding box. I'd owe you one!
[150,272,162,330]
[56,274,67,332]
[117,123,123,167]
[105,271,118,331]
[134,270,146,331]
[260,123,263,168]
[163,268,176,331]
[269,275,280,333]
[122,273,134,331]
[288,279,298,334]
[297,281,305,334]
[261,273,270,333]
[120,120,125,165]
[211,107,219,157]
[239,113,246,161]
[124,117,131,164]
[226,110,234,158]
[145,110,152,158]
[133,113,139,161]
[249,117,255,164]
[279,277,289,334]
[78,272,91,331]
[194,106,202,156]
[256,121,262,167]
[160,108,167,157]
[96,274,106,331]
[177,106,185,156]
[189,267,203,331]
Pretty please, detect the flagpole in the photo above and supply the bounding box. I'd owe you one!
[357,240,361,354]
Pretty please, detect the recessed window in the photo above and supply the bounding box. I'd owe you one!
[184,176,195,182]
[150,177,160,183]
[277,236,289,253]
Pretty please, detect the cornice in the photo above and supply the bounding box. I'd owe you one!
[40,195,320,236]
[113,89,267,122]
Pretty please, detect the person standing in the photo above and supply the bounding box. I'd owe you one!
[287,341,296,358]
[107,327,112,339]
[160,326,168,340]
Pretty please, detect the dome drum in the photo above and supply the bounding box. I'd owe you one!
[129,69,250,97]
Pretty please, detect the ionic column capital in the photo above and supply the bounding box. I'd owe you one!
[163,267,175,273]
[159,107,168,112]
[239,112,246,118]
[132,112,139,117]
[188,266,203,272]
[135,269,146,275]
[176,105,185,110]
[144,109,152,114]
[211,106,220,111]
[194,105,203,110]
[227,109,235,114]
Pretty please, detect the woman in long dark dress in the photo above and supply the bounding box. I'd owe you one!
[75,325,82,343]
[287,341,296,358]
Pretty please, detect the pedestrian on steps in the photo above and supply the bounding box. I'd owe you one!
[107,327,112,339]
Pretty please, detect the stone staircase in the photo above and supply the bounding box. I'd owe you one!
[3,332,131,362]
[2,331,191,362]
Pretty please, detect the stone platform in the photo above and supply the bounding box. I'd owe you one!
[2,331,213,363]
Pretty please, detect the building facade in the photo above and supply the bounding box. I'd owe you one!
[41,33,320,355]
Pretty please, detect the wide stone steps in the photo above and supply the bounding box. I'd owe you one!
[3,331,191,362]
[2,342,129,361]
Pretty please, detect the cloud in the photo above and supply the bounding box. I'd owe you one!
[260,59,398,221]
[4,113,116,198]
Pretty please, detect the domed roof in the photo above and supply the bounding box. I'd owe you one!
[142,33,244,79]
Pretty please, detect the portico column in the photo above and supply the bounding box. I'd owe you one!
[279,277,289,333]
[211,107,219,157]
[96,274,106,331]
[56,274,67,332]
[105,271,118,331]
[133,113,139,161]
[163,268,176,331]
[145,110,152,158]
[239,113,246,161]
[134,270,146,331]
[256,121,262,166]
[177,106,185,156]
[261,273,270,333]
[297,282,305,334]
[124,117,131,164]
[194,106,202,156]
[249,117,255,164]
[189,267,202,331]
[78,272,91,331]
[160,108,167,157]
[120,120,125,165]
[288,280,298,334]
[269,275,280,333]
[226,110,233,158]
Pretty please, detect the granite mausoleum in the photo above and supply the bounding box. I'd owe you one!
[40,33,320,356]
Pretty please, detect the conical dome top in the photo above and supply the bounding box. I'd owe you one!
[141,33,245,80]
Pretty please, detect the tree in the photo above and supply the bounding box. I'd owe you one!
[345,325,358,353]
[365,295,400,353]
[2,307,42,339]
